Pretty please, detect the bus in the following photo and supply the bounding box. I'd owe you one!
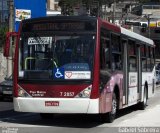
[4,16,156,123]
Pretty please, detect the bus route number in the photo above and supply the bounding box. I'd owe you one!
[60,92,74,97]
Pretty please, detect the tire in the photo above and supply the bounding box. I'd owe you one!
[139,86,147,110]
[101,93,117,123]
[40,113,54,119]
[0,95,3,101]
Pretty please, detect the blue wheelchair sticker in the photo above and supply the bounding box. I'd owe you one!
[53,68,64,79]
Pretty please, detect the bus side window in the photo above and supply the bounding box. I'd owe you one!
[105,40,111,69]
[99,29,111,92]
[112,54,122,70]
[128,40,137,72]
[100,39,111,69]
[100,29,111,70]
[111,34,122,71]
[151,47,155,70]
[100,39,106,69]
[146,46,151,72]
[141,45,147,72]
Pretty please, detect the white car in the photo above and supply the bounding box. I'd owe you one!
[0,76,13,100]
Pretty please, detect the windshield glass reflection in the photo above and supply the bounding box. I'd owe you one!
[19,34,95,80]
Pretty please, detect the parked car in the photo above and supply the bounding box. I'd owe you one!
[0,75,13,100]
[156,70,160,84]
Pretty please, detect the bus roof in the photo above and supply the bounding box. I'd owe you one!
[120,27,154,46]
[100,18,154,46]
[101,19,121,33]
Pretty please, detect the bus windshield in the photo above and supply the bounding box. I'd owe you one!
[18,33,96,81]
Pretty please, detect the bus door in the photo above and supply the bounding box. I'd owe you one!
[122,39,128,105]
[128,40,138,106]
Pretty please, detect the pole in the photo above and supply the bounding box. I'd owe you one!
[7,0,14,78]
[147,14,151,38]
[112,0,116,24]
[2,0,3,22]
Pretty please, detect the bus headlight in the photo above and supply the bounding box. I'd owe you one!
[83,90,90,97]
[18,85,31,97]
[75,85,92,98]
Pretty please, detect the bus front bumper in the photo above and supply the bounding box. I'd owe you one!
[13,97,99,114]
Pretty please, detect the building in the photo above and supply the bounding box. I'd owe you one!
[47,0,61,16]
[14,0,46,31]
[0,0,9,23]
[101,0,139,25]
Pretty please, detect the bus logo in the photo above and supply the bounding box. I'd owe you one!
[65,72,72,78]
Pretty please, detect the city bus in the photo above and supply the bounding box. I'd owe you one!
[4,16,156,123]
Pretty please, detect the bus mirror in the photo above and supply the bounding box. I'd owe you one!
[3,32,18,57]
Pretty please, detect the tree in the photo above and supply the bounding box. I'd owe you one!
[58,0,127,16]
[0,26,8,48]
[58,0,108,16]
[58,0,82,15]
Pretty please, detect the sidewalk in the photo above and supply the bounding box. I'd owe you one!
[156,84,160,90]
[0,52,7,82]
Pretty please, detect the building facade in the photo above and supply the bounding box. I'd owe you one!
[47,0,61,16]
[0,0,9,23]
[47,0,60,11]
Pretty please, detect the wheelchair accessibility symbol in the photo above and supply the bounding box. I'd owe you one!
[54,68,64,79]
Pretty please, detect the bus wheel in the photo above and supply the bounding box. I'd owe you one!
[101,93,117,123]
[139,86,147,110]
[40,113,54,119]
[0,96,3,101]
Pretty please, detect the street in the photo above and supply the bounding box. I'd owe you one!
[0,88,160,133]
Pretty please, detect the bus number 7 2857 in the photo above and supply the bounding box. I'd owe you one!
[4,16,155,123]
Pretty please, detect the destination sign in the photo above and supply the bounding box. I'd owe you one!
[22,21,96,32]
[33,23,85,31]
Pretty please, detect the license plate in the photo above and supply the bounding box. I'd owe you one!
[45,101,59,106]
[3,91,12,95]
